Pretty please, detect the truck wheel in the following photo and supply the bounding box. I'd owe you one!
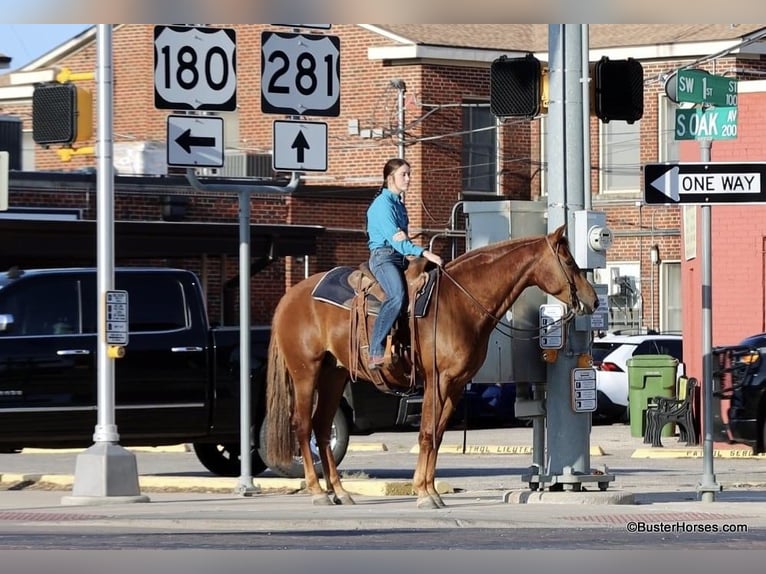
[257,409,349,479]
[192,442,268,477]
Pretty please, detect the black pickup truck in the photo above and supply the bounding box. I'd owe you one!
[0,267,421,477]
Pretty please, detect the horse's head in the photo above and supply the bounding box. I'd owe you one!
[538,225,599,315]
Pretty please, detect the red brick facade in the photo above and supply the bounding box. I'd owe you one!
[2,24,766,355]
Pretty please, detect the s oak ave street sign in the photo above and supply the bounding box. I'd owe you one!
[261,31,340,116]
[645,162,766,205]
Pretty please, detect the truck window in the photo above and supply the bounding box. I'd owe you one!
[2,276,80,336]
[118,274,189,332]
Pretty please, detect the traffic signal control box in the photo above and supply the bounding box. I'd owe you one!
[490,54,548,118]
[592,57,644,124]
[32,82,93,146]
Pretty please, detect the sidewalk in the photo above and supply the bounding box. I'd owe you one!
[2,423,766,543]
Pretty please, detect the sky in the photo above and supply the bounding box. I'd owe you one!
[0,24,92,72]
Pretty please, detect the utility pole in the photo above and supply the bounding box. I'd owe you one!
[535,24,614,491]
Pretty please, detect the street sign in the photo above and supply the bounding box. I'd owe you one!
[273,120,328,172]
[261,31,340,116]
[645,162,766,205]
[676,69,737,107]
[167,115,224,168]
[571,368,597,413]
[106,290,129,346]
[675,106,737,140]
[539,303,564,350]
[154,25,237,111]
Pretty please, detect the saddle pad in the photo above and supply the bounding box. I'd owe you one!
[311,265,436,318]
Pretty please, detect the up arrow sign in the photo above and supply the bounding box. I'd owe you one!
[644,162,766,205]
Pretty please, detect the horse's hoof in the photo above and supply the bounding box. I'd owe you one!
[312,494,333,506]
[335,494,356,505]
[430,493,446,507]
[416,495,440,509]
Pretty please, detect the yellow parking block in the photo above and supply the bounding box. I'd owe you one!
[410,444,606,456]
[632,447,766,459]
[347,442,388,452]
[21,444,191,454]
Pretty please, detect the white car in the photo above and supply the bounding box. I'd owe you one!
[592,333,684,422]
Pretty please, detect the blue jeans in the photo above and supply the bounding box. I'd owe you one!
[369,247,407,357]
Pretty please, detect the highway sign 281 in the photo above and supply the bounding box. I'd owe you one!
[154,26,237,111]
[261,31,340,117]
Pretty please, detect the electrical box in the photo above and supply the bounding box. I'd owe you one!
[572,210,612,269]
[464,199,547,385]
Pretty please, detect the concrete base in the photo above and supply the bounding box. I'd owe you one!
[60,442,150,505]
[503,489,635,505]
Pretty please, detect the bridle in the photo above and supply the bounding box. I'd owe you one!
[545,236,582,315]
[435,236,580,338]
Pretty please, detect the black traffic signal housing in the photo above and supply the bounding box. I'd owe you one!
[490,54,547,118]
[592,56,644,124]
[32,82,93,146]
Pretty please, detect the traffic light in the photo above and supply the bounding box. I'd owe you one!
[490,54,547,118]
[592,56,644,124]
[32,82,93,146]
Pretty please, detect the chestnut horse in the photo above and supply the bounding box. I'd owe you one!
[265,225,598,508]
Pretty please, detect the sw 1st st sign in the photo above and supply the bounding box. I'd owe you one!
[644,162,766,205]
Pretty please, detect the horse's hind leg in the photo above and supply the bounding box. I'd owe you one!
[291,374,332,505]
[314,365,355,505]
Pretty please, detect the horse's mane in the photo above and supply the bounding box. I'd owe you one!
[444,233,547,272]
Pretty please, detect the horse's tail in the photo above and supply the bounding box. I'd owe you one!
[265,334,296,467]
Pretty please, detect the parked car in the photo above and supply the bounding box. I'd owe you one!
[721,333,766,451]
[592,332,684,422]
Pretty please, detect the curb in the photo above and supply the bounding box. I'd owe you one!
[20,442,388,454]
[411,444,607,456]
[0,472,453,497]
[20,444,191,454]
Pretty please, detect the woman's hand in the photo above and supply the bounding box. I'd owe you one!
[423,250,444,267]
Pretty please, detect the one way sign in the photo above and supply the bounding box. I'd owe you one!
[273,120,328,172]
[644,162,766,205]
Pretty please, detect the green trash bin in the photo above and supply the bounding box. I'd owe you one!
[627,355,679,438]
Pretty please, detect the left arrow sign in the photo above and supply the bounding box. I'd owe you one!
[167,115,224,168]
[176,129,216,153]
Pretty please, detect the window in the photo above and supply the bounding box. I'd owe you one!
[658,94,679,163]
[118,274,188,332]
[594,262,642,332]
[599,119,641,193]
[462,102,497,193]
[1,276,80,336]
[660,261,682,332]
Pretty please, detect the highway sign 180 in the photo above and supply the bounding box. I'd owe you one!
[154,25,237,111]
[261,31,340,117]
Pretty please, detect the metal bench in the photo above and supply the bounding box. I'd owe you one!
[643,377,698,448]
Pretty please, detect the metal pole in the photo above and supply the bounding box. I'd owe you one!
[545,24,591,484]
[395,80,406,159]
[697,137,721,502]
[185,169,300,495]
[93,24,118,445]
[64,24,148,504]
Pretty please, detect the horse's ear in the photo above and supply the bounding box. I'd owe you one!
[550,224,567,245]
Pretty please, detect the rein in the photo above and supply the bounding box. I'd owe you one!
[437,237,577,340]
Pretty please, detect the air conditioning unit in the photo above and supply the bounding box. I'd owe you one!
[196,151,274,178]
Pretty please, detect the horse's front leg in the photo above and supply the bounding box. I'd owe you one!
[313,370,355,505]
[424,395,459,508]
[412,388,451,509]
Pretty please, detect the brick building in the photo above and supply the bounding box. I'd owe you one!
[2,24,766,357]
